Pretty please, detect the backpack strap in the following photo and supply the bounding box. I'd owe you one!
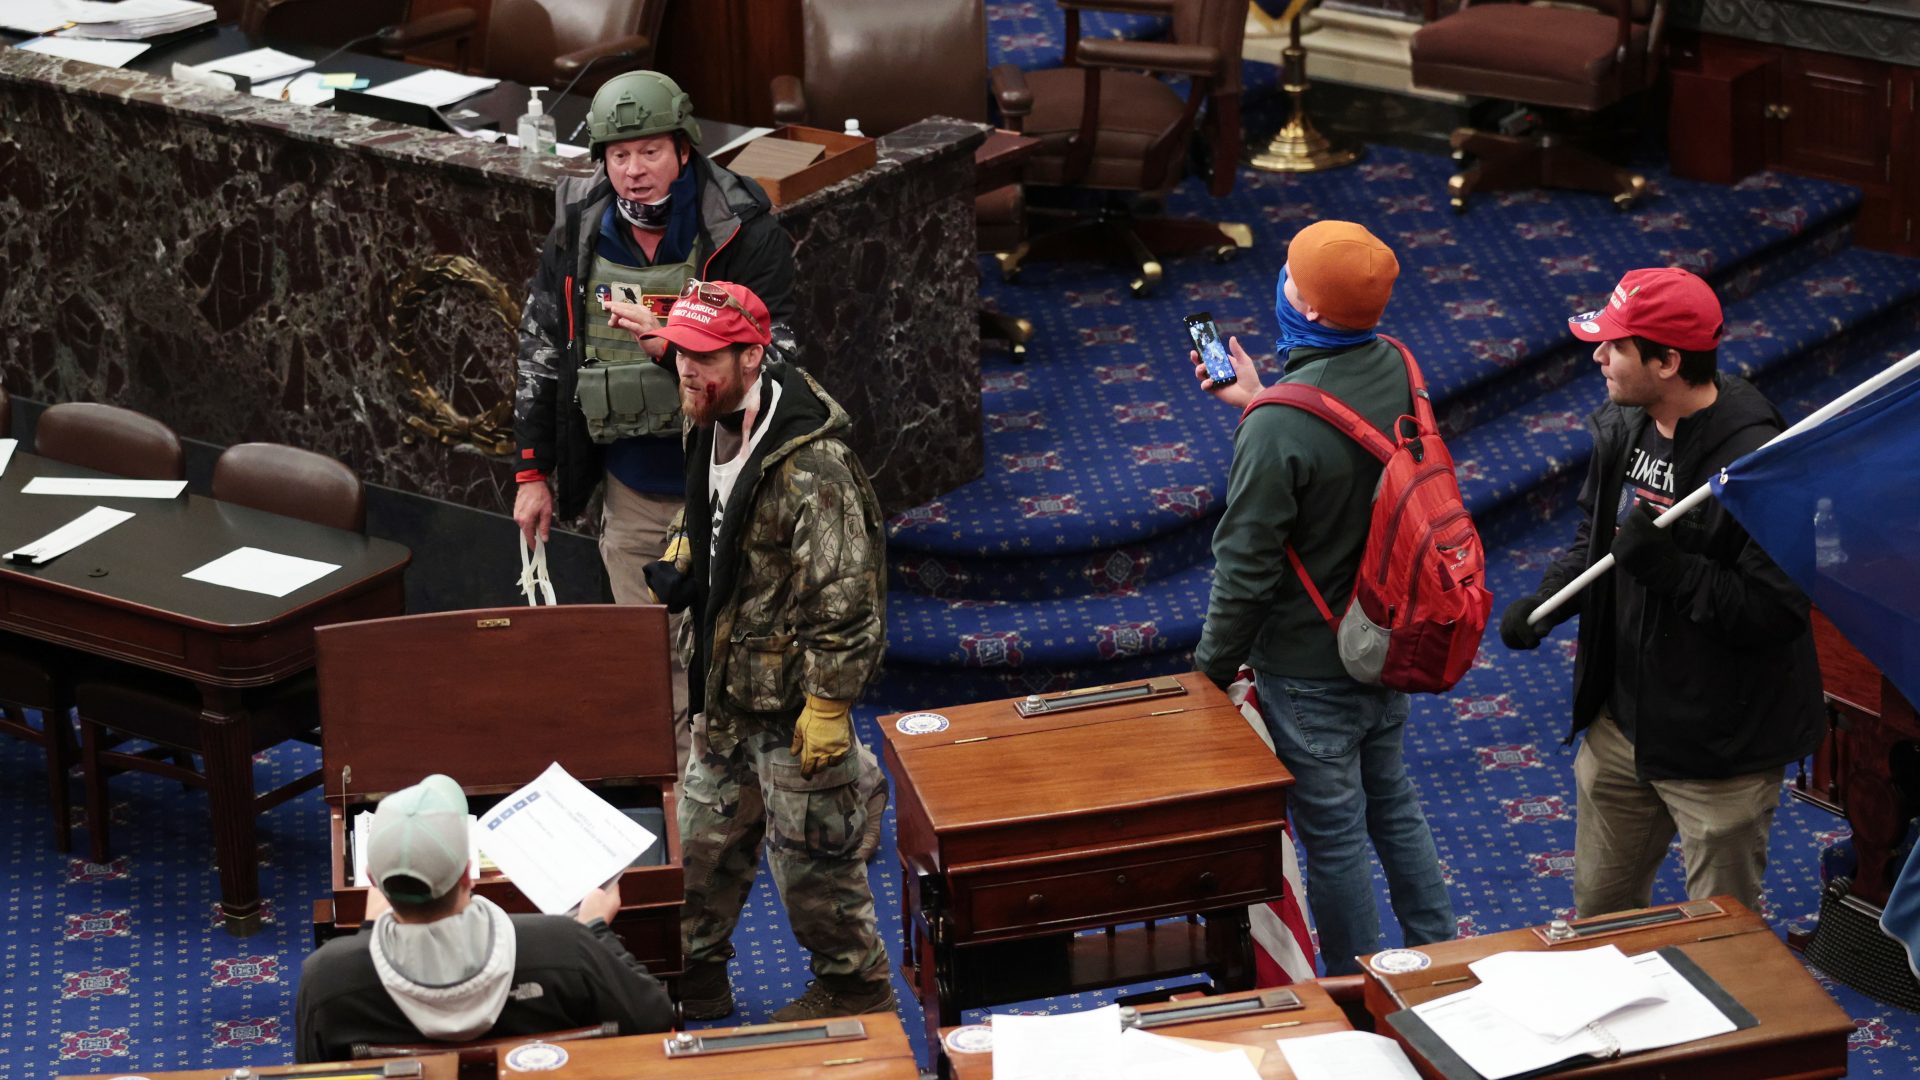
[1378,333,1437,433]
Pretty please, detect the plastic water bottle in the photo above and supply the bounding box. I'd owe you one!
[844,118,865,138]
[518,86,557,156]
[1813,497,1847,569]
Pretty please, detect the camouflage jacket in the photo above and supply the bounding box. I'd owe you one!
[511,156,796,519]
[678,361,886,751]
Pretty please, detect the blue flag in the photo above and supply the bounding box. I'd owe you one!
[1711,372,1920,710]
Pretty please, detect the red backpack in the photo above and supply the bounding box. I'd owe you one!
[1239,335,1491,693]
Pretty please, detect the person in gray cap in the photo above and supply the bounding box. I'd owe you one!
[294,775,672,1062]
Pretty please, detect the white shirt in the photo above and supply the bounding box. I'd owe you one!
[707,374,783,569]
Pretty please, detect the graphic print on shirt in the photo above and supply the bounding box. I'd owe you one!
[1616,424,1676,528]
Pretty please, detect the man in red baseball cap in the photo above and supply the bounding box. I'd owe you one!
[1501,266,1823,919]
[635,280,897,1023]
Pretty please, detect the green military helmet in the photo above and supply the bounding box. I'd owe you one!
[586,70,702,154]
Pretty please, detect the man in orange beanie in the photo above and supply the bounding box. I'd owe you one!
[1192,221,1455,975]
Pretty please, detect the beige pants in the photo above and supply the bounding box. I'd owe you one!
[1573,709,1783,917]
[601,473,691,771]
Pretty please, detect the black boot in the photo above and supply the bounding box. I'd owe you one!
[678,959,735,1020]
[771,973,896,1022]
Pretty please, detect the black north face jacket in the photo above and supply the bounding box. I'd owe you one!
[1534,374,1824,781]
[512,154,797,519]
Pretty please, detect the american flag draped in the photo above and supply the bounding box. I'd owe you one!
[1229,674,1319,983]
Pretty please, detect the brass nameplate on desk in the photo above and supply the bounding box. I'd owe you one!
[1122,989,1302,1029]
[1013,676,1186,716]
[1532,898,1727,945]
[663,1018,867,1057]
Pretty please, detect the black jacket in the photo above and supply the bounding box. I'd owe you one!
[512,154,797,519]
[294,915,673,1062]
[1534,374,1824,780]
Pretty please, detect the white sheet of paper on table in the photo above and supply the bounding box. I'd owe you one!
[990,1005,1124,1080]
[183,546,341,598]
[1276,1030,1422,1080]
[6,505,135,564]
[193,47,310,82]
[0,0,76,33]
[0,439,15,477]
[23,476,187,499]
[472,762,656,916]
[1110,1029,1262,1080]
[1468,944,1666,1041]
[252,72,336,106]
[365,68,500,108]
[16,35,150,67]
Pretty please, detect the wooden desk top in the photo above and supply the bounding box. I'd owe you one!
[530,1013,919,1078]
[880,674,1290,857]
[942,983,1354,1079]
[58,1054,458,1080]
[1,452,409,634]
[1362,898,1852,1079]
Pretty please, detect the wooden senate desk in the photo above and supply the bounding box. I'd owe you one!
[309,606,684,981]
[505,1012,918,1078]
[60,1055,456,1080]
[0,451,410,936]
[879,674,1296,1052]
[1361,898,1853,1079]
[942,983,1354,1079]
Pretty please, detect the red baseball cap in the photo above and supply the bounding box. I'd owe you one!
[642,280,773,353]
[1568,267,1724,352]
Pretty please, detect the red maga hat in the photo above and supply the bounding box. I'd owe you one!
[642,280,773,353]
[1568,267,1724,352]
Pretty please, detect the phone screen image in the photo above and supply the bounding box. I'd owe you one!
[1185,311,1236,386]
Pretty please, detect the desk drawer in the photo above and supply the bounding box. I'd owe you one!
[960,841,1272,939]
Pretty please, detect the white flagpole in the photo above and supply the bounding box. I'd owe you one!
[1528,347,1920,626]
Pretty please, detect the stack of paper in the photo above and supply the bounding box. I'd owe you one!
[365,69,500,108]
[54,0,214,39]
[1403,948,1739,1079]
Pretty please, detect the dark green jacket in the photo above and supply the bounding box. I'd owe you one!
[1195,338,1412,684]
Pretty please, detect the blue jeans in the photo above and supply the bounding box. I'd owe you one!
[1254,671,1455,976]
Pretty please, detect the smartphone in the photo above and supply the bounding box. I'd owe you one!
[1185,311,1236,386]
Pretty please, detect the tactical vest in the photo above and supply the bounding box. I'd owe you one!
[575,247,693,443]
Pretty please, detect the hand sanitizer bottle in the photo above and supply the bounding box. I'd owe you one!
[519,86,557,156]
[844,118,865,138]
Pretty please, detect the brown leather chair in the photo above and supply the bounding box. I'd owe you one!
[74,442,368,862]
[1410,0,1666,210]
[768,0,1035,358]
[460,0,667,95]
[238,0,477,64]
[998,0,1253,298]
[35,402,184,481]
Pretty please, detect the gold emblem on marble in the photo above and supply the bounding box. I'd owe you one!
[388,255,518,457]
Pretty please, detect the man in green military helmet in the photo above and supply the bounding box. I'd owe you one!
[511,70,797,606]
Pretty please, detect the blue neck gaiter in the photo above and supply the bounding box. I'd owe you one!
[1274,268,1377,359]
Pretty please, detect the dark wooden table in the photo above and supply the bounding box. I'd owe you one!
[942,982,1353,1079]
[535,1013,919,1078]
[1361,898,1853,1079]
[1,452,409,936]
[879,674,1296,1058]
[59,1053,458,1079]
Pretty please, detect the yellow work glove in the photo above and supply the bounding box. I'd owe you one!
[791,694,853,778]
[643,534,694,605]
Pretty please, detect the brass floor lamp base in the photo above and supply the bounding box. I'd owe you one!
[1249,92,1363,173]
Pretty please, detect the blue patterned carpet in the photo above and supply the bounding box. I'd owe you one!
[10,8,1920,1072]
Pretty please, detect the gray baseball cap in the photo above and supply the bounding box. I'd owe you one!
[369,774,470,903]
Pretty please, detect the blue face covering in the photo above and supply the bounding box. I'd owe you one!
[1274,267,1377,359]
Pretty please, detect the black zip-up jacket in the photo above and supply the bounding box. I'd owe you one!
[295,914,672,1062]
[1533,374,1823,780]
[513,155,797,519]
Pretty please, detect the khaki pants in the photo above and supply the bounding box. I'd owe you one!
[1573,709,1783,917]
[601,473,690,770]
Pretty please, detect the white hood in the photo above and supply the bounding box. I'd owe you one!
[367,895,519,1041]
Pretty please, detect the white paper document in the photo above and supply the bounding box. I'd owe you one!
[0,438,15,477]
[251,71,335,106]
[183,546,340,598]
[6,506,134,564]
[1111,1030,1261,1080]
[365,69,499,108]
[991,1005,1124,1080]
[1469,944,1666,1040]
[23,476,187,499]
[16,35,150,67]
[1407,951,1737,1080]
[1277,1031,1421,1080]
[194,47,310,83]
[0,0,77,34]
[472,762,657,916]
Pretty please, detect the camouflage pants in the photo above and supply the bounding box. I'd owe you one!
[679,716,890,984]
